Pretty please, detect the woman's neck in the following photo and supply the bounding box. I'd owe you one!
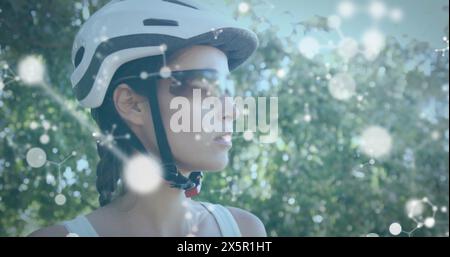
[108,149,199,235]
[110,178,197,236]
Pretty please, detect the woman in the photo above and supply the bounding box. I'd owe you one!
[29,0,266,237]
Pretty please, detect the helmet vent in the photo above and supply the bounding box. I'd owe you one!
[143,18,179,27]
[74,46,85,68]
[162,0,199,10]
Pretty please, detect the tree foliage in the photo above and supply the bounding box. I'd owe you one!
[0,0,448,236]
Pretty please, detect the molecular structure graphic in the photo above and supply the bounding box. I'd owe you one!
[92,124,131,149]
[388,197,447,237]
[435,36,449,57]
[295,1,404,63]
[25,147,77,205]
[0,62,21,91]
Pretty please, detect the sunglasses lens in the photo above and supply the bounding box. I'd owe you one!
[169,70,235,97]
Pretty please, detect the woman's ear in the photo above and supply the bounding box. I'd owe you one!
[113,83,148,126]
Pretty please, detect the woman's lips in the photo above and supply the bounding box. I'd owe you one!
[213,133,233,147]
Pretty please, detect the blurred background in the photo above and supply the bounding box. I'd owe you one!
[0,0,448,237]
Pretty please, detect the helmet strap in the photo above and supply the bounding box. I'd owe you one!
[144,81,203,197]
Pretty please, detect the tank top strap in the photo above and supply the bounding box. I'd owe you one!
[199,202,242,237]
[62,215,99,237]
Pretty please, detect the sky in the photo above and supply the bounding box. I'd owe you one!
[201,0,449,49]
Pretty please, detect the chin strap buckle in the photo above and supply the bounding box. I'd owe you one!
[184,171,203,198]
[185,183,202,198]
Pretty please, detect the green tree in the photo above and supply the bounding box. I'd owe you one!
[0,0,448,236]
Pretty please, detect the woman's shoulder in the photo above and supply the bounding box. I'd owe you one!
[27,224,69,237]
[225,206,267,237]
[27,210,99,237]
[196,201,267,236]
[206,202,265,237]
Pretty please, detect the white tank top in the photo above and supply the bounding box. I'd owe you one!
[62,202,242,237]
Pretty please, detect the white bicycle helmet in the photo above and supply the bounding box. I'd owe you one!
[71,0,259,108]
[71,0,259,198]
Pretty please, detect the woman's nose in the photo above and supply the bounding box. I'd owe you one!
[221,95,239,122]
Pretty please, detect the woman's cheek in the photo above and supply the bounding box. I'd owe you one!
[164,131,228,171]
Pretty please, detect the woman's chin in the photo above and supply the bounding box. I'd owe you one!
[204,163,228,172]
[181,155,229,172]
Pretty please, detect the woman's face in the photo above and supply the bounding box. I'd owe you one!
[143,45,236,172]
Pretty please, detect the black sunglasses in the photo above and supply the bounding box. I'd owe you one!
[112,69,235,97]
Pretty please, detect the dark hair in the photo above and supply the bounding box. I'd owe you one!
[90,55,164,206]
